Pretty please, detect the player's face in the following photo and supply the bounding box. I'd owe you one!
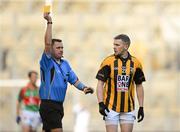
[113,39,128,56]
[52,41,63,60]
[30,73,38,84]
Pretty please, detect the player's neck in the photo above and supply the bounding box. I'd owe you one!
[28,82,37,89]
[121,51,128,59]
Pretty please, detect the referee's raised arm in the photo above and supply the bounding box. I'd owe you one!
[43,12,52,54]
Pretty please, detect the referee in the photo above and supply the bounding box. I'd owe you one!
[39,12,94,132]
[96,34,145,132]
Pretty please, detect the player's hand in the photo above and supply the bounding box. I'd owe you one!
[44,12,52,22]
[16,116,21,124]
[83,87,94,94]
[99,102,109,116]
[137,107,144,122]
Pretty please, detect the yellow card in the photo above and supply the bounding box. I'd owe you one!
[43,5,51,13]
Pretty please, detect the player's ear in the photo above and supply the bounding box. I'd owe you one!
[124,44,129,50]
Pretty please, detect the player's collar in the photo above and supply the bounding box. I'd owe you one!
[115,52,131,61]
[26,82,37,90]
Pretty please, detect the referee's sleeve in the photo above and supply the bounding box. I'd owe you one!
[40,52,53,69]
[68,70,78,85]
[96,65,110,82]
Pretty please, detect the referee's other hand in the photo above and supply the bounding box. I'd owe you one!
[137,107,144,122]
[83,87,94,94]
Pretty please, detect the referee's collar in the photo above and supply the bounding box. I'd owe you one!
[115,52,131,61]
[52,58,64,65]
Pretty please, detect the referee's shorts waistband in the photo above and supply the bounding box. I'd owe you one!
[41,99,63,105]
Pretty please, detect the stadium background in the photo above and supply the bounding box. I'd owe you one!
[0,0,180,131]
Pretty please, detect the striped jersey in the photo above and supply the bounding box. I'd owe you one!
[96,52,145,112]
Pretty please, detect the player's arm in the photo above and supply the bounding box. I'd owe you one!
[44,12,52,54]
[136,84,144,107]
[96,80,109,116]
[96,80,104,103]
[73,80,94,94]
[96,61,111,116]
[16,101,20,118]
[16,90,22,116]
[16,90,23,124]
[136,83,144,122]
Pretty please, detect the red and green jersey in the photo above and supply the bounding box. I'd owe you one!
[18,83,40,112]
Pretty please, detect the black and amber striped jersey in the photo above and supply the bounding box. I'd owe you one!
[96,52,145,113]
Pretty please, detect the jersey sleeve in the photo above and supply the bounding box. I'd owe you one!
[17,88,24,102]
[40,52,53,69]
[133,61,146,84]
[96,59,111,82]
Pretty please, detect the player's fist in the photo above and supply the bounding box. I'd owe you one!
[83,87,94,94]
[137,107,144,122]
[99,102,109,116]
[16,116,21,124]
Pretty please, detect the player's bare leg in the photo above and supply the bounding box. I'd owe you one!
[22,125,30,132]
[120,123,133,132]
[51,128,63,132]
[106,125,118,132]
[42,128,63,132]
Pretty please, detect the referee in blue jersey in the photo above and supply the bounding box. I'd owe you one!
[39,12,94,132]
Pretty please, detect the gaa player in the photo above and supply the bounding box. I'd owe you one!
[96,34,145,132]
[16,71,41,132]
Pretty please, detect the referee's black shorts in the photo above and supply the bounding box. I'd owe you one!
[39,99,64,130]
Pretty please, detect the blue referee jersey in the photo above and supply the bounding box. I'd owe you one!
[39,53,78,102]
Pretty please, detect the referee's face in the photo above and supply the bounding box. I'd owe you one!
[113,39,127,56]
[52,41,63,60]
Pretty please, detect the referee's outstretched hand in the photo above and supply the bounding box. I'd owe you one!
[99,102,109,116]
[83,87,94,94]
[44,12,52,22]
[137,107,144,122]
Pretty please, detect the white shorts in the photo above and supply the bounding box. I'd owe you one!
[21,110,41,130]
[104,109,136,125]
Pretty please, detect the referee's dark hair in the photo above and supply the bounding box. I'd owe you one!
[114,34,131,46]
[52,38,62,46]
[28,70,38,78]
